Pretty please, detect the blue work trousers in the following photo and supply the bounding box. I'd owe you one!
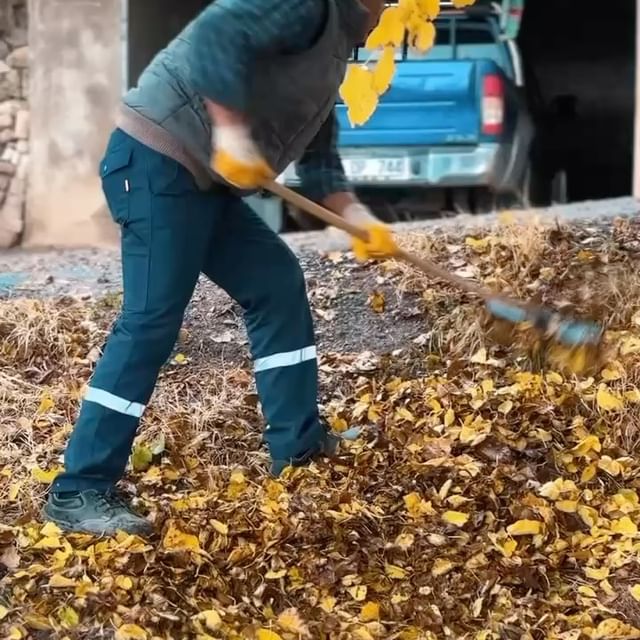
[53,129,323,492]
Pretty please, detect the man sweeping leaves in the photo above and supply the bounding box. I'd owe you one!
[45,0,394,536]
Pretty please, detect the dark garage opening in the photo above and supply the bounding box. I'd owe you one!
[126,0,637,207]
[518,0,636,202]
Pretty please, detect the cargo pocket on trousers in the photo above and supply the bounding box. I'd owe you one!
[101,146,149,313]
[121,246,150,314]
[100,146,133,225]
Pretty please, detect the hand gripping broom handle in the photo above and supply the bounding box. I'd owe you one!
[265,180,491,298]
[265,181,604,350]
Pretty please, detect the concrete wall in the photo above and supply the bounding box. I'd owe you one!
[26,0,122,247]
[0,0,29,248]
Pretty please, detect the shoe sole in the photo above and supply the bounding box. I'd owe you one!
[41,507,152,537]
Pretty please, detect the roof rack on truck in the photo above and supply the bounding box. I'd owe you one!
[383,0,523,39]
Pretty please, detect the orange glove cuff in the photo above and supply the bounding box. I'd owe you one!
[212,150,275,190]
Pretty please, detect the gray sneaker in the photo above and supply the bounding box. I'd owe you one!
[270,426,362,476]
[42,490,153,536]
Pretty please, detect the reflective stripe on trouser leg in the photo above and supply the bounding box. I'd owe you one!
[255,346,317,373]
[198,198,325,462]
[255,355,322,460]
[84,387,145,418]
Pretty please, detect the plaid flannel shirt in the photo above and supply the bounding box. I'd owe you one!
[187,0,352,201]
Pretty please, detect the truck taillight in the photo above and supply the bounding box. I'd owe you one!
[482,74,504,136]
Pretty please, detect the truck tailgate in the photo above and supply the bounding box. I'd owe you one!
[336,60,480,147]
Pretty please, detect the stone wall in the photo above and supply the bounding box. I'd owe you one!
[0,0,27,248]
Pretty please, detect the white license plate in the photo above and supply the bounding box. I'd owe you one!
[343,157,410,181]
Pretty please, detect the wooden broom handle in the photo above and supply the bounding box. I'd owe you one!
[265,180,489,297]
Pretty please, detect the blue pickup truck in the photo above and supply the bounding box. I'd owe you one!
[250,0,563,231]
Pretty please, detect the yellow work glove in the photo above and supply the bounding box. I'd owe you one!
[342,203,398,261]
[211,125,275,189]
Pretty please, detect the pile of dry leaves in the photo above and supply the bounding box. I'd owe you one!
[1,215,640,640]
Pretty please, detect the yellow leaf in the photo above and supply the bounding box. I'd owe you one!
[442,510,469,527]
[265,568,287,580]
[31,466,62,484]
[339,65,378,126]
[546,371,564,385]
[572,435,601,456]
[416,0,440,19]
[115,624,148,640]
[0,605,8,620]
[613,489,640,513]
[404,492,434,518]
[437,484,454,509]
[225,470,248,500]
[348,585,368,601]
[353,627,375,640]
[48,574,77,588]
[33,536,61,550]
[592,618,640,640]
[581,464,597,483]
[598,455,623,477]
[610,516,638,537]
[465,236,491,252]
[162,521,201,554]
[385,562,408,579]
[131,444,153,472]
[506,520,543,536]
[211,519,229,536]
[41,522,62,537]
[366,6,406,48]
[411,20,436,52]
[539,480,562,501]
[196,610,222,632]
[277,608,309,636]
[320,596,336,613]
[8,481,21,501]
[369,290,386,313]
[59,606,79,629]
[37,392,55,414]
[8,627,22,640]
[452,0,476,7]
[395,532,415,550]
[556,500,578,513]
[601,365,622,381]
[444,408,455,427]
[432,558,455,576]
[629,585,640,602]
[372,46,396,95]
[621,336,640,356]
[578,505,599,528]
[497,538,517,558]
[470,348,487,364]
[360,601,380,622]
[498,210,516,225]
[625,388,640,403]
[578,585,598,598]
[498,400,513,415]
[115,575,133,590]
[596,385,624,411]
[585,566,609,580]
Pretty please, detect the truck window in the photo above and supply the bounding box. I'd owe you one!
[351,17,512,77]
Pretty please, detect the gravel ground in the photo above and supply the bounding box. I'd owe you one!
[0,196,637,364]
